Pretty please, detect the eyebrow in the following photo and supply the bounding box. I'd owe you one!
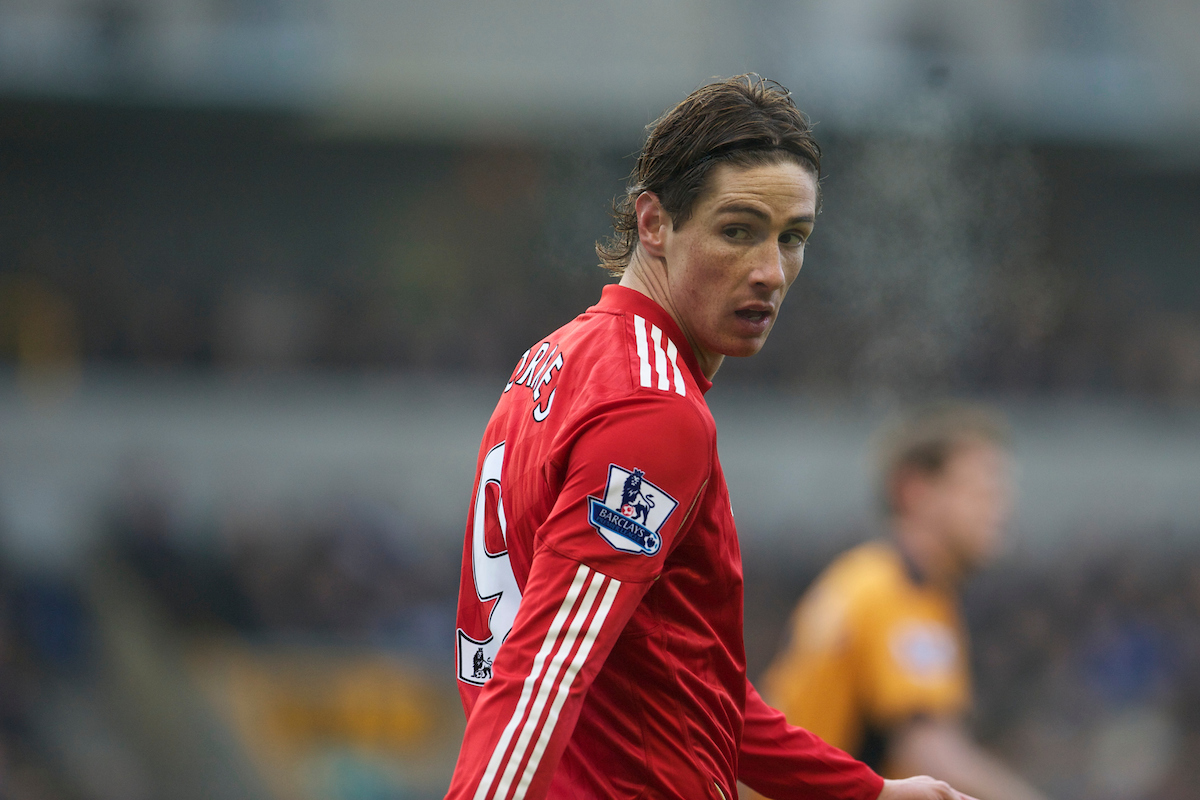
[715,202,815,226]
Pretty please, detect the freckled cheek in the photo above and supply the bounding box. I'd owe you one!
[684,244,739,291]
[674,271,721,332]
[788,250,805,278]
[779,255,804,295]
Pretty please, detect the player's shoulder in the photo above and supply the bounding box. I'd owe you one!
[568,301,708,411]
[498,289,712,445]
[821,542,911,609]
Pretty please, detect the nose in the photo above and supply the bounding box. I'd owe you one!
[750,243,789,292]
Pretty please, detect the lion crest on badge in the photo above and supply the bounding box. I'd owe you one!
[620,468,656,526]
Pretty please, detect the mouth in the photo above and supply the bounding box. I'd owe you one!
[733,305,775,335]
[735,309,771,323]
[735,303,774,323]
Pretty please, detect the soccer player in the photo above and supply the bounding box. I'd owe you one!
[760,404,1051,800]
[445,76,975,800]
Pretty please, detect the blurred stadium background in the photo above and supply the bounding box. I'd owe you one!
[1,1,1199,798]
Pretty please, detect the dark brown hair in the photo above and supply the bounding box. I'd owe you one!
[596,74,822,276]
[875,402,1010,516]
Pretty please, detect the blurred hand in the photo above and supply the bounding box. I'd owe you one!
[878,776,979,800]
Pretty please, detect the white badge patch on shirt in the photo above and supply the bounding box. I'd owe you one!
[587,464,678,556]
[889,621,959,679]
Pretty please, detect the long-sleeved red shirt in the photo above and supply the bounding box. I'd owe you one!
[448,285,883,800]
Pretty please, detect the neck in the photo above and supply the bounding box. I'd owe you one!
[892,517,962,589]
[618,250,724,380]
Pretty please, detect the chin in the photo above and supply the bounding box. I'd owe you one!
[721,339,768,359]
[964,546,998,574]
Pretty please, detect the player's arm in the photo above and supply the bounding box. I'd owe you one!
[445,545,654,800]
[739,683,979,800]
[859,610,1048,800]
[888,717,1050,800]
[739,679,883,800]
[446,397,711,800]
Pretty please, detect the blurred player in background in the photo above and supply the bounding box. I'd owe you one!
[761,404,1051,800]
[445,76,975,800]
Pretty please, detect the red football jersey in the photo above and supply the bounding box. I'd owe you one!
[448,285,882,800]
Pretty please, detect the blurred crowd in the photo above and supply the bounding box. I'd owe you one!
[0,562,92,798]
[107,461,458,647]
[966,539,1200,800]
[0,468,462,800]
[2,116,1198,404]
[4,466,1200,799]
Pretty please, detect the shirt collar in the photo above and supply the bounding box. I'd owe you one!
[592,284,713,395]
[891,538,930,587]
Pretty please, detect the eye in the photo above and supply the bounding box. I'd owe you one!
[780,231,809,246]
[724,227,752,241]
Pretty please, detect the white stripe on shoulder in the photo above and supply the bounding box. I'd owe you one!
[633,315,687,396]
[474,564,591,800]
[514,575,621,799]
[633,315,652,389]
[665,337,686,397]
[649,324,670,391]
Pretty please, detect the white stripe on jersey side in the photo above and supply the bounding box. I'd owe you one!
[665,337,686,397]
[513,576,621,799]
[473,565,590,800]
[633,315,652,389]
[649,324,671,391]
[491,569,610,800]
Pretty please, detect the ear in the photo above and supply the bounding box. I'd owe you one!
[634,191,669,259]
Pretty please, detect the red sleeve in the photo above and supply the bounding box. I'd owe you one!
[446,547,650,800]
[447,396,711,800]
[539,395,713,582]
[739,681,884,800]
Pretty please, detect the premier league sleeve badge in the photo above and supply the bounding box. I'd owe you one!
[587,465,679,556]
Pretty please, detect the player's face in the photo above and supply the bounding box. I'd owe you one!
[928,440,1013,572]
[660,160,817,375]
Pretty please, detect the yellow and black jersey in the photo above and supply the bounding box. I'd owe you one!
[760,541,970,773]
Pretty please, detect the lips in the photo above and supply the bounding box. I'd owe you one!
[733,304,774,334]
[735,303,774,321]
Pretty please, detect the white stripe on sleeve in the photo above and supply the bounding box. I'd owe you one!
[491,569,610,800]
[513,576,621,799]
[473,565,590,800]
